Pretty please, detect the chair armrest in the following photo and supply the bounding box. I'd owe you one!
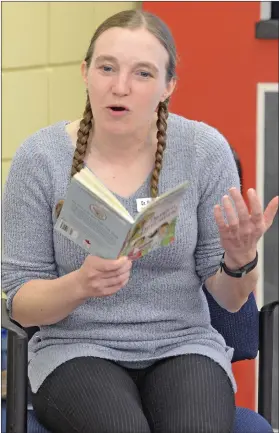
[1,298,28,433]
[258,300,279,424]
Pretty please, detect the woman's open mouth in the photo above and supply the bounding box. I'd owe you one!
[107,106,130,117]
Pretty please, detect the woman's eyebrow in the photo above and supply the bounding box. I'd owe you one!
[95,55,159,73]
[95,55,117,63]
[135,62,159,74]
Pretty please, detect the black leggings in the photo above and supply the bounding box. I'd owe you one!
[32,354,235,433]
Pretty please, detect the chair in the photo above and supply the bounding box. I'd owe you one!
[1,289,277,433]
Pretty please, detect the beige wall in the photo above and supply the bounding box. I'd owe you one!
[2,1,139,186]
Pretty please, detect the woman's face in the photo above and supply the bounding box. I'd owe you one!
[82,27,176,136]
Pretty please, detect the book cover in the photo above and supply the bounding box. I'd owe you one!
[54,171,188,260]
[120,182,187,260]
[55,179,132,259]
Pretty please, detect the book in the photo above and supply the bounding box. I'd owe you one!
[54,167,188,260]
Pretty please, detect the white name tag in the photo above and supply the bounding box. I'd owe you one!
[136,198,152,212]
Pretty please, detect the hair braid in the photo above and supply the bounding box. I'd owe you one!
[150,100,169,198]
[55,96,93,217]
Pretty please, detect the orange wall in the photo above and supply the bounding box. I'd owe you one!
[143,1,278,410]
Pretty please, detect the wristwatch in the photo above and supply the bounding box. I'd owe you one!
[220,252,258,278]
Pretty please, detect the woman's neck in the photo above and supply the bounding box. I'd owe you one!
[66,116,158,165]
[88,115,158,165]
[89,132,155,165]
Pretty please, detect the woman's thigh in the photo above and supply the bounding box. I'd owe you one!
[31,357,151,433]
[140,354,235,433]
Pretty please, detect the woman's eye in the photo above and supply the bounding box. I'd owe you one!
[102,65,113,73]
[138,71,152,78]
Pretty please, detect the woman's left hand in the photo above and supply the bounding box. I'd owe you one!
[214,188,279,267]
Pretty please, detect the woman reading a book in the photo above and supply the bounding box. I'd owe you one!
[2,9,278,433]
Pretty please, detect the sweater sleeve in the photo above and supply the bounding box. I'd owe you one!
[2,138,58,315]
[194,123,241,283]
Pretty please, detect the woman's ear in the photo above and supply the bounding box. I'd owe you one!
[161,77,177,102]
[81,61,88,87]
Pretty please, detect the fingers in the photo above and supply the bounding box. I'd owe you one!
[215,187,278,246]
[247,188,264,227]
[102,259,132,279]
[214,188,249,239]
[214,204,228,233]
[263,196,279,230]
[80,256,132,298]
[100,281,130,297]
[247,189,278,232]
[101,271,130,290]
[87,255,129,272]
[87,256,132,294]
[222,194,239,233]
[229,187,250,225]
[89,269,130,297]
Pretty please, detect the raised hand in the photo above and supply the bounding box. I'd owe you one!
[214,187,278,266]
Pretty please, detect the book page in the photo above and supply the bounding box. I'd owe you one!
[75,167,132,220]
[119,181,188,260]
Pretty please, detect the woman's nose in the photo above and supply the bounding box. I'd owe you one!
[111,73,131,97]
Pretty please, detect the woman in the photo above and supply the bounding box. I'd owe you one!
[2,9,278,433]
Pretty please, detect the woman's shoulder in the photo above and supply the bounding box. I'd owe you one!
[13,120,74,163]
[168,112,233,160]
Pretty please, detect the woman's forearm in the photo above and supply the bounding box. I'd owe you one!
[12,271,85,328]
[205,251,259,313]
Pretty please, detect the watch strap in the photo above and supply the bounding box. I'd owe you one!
[220,251,258,278]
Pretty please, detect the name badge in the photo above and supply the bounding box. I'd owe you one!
[136,198,152,212]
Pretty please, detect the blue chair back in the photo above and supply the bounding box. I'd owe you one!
[203,286,259,362]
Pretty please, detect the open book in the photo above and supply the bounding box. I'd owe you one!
[54,167,188,260]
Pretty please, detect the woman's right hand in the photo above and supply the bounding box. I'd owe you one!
[76,255,132,299]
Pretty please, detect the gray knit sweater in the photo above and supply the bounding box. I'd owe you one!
[2,113,240,393]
